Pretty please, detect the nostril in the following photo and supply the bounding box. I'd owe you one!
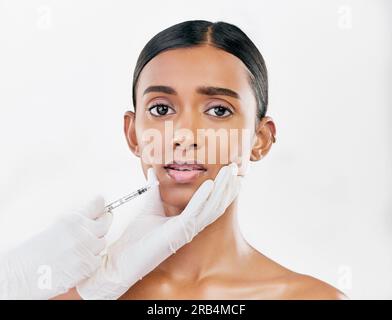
[174,142,198,149]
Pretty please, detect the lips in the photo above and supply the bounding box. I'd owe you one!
[163,161,207,183]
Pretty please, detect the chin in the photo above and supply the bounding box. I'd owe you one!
[159,186,197,216]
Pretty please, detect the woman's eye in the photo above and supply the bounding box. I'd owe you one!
[148,103,175,117]
[205,105,233,118]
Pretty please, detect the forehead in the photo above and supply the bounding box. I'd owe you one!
[136,45,253,98]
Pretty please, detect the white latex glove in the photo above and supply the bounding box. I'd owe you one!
[0,196,112,300]
[76,162,242,300]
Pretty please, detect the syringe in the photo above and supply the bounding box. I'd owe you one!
[103,180,159,214]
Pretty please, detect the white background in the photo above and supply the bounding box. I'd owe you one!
[0,0,391,299]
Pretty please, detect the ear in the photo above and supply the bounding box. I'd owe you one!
[250,116,276,161]
[124,111,140,157]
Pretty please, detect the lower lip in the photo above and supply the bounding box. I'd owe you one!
[165,168,206,183]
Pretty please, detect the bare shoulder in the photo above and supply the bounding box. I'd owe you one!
[282,272,349,300]
[244,248,348,300]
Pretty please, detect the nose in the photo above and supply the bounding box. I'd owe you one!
[172,111,202,153]
[172,127,199,152]
[173,135,197,151]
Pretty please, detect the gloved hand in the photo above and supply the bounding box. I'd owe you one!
[0,196,112,299]
[76,162,242,300]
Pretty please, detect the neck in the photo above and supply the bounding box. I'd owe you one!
[156,197,251,281]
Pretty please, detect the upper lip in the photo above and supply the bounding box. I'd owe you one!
[163,160,207,171]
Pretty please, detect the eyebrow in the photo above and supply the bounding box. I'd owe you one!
[143,85,241,100]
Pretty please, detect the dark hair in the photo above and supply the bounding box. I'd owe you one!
[132,20,268,120]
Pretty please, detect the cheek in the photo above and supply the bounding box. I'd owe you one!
[136,121,167,166]
[227,128,252,176]
[202,126,253,177]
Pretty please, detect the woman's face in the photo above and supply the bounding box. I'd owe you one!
[124,45,275,215]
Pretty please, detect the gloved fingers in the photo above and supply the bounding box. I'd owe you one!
[147,167,158,185]
[196,163,239,226]
[80,230,107,255]
[58,209,111,239]
[177,163,235,221]
[76,246,103,275]
[199,174,243,227]
[160,215,190,253]
[71,222,107,256]
[211,164,231,191]
[85,254,102,278]
[221,175,243,210]
[107,224,174,285]
[81,212,113,238]
[51,246,102,292]
[212,164,239,210]
[117,213,170,246]
[210,172,242,212]
[204,163,237,208]
[129,214,169,234]
[180,178,214,218]
[160,179,214,248]
[134,214,191,257]
[75,195,106,220]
